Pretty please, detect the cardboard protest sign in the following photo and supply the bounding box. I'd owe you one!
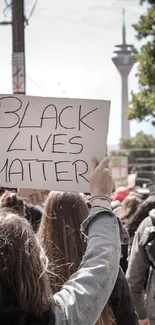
[0,94,110,192]
[128,173,137,189]
[111,157,128,180]
[19,188,49,205]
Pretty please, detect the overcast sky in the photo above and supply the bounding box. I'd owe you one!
[0,0,154,144]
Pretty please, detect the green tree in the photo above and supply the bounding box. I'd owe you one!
[110,132,155,175]
[128,0,155,125]
[120,131,155,149]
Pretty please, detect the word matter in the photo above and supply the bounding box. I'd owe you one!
[0,158,88,185]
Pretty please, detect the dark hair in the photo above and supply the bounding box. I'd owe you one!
[24,203,43,231]
[38,191,114,325]
[119,195,142,221]
[0,191,24,216]
[126,195,155,238]
[0,210,53,316]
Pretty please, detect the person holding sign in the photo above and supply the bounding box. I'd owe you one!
[38,183,136,324]
[0,157,123,325]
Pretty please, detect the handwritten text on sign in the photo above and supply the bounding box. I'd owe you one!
[0,95,110,192]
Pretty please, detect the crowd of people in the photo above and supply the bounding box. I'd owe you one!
[0,157,155,325]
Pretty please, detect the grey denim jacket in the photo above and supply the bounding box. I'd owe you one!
[53,207,128,325]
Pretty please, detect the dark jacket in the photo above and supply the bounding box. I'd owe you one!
[0,307,54,325]
[126,209,155,324]
[120,243,128,273]
[110,267,138,325]
[120,218,135,274]
[0,284,55,325]
[0,269,137,325]
[24,204,43,231]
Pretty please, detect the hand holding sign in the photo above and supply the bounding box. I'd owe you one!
[89,157,112,197]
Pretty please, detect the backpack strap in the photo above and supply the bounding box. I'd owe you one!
[144,218,155,270]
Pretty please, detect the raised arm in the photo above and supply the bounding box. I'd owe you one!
[53,157,122,325]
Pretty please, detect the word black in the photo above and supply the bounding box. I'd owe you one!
[0,96,98,131]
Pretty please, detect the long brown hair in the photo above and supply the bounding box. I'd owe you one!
[119,195,142,221]
[38,191,114,325]
[0,209,53,316]
[126,195,155,238]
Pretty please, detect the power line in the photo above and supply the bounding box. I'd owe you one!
[26,75,42,89]
[26,0,38,24]
[3,0,12,18]
[4,0,11,5]
[1,0,38,26]
[0,20,11,25]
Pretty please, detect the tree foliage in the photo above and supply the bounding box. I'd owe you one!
[110,132,155,171]
[128,0,155,125]
[120,131,155,149]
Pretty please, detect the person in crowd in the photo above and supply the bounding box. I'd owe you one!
[119,194,142,273]
[37,191,89,284]
[119,195,142,224]
[0,157,123,325]
[0,187,17,196]
[120,195,155,273]
[111,187,130,216]
[125,195,155,244]
[0,190,24,216]
[38,193,137,324]
[126,207,155,325]
[0,190,42,231]
[112,187,129,203]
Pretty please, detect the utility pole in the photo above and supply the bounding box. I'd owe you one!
[0,1,26,194]
[12,0,26,94]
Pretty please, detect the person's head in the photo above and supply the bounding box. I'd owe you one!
[38,191,114,325]
[126,195,155,238]
[0,209,53,316]
[119,195,142,221]
[112,187,129,202]
[0,191,24,216]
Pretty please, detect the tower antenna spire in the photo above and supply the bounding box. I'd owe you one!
[122,8,126,44]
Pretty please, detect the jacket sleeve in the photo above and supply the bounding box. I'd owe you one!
[126,218,151,320]
[53,209,122,325]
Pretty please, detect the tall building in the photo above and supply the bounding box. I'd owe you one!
[112,9,135,138]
